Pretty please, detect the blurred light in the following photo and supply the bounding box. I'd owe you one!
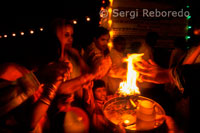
[188,26,192,29]
[108,41,113,50]
[20,32,24,36]
[30,30,34,34]
[109,0,113,6]
[187,15,191,20]
[86,17,91,22]
[0,35,2,38]
[108,20,112,27]
[108,8,112,14]
[12,33,16,37]
[40,27,44,31]
[194,29,200,35]
[102,0,105,4]
[186,26,192,30]
[101,7,104,10]
[186,5,190,8]
[109,30,113,38]
[4,34,7,38]
[185,35,191,40]
[73,20,77,24]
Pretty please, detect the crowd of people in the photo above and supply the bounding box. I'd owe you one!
[0,17,197,133]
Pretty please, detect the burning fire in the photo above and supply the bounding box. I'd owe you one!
[118,53,144,96]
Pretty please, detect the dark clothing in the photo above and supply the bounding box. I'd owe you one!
[173,64,200,132]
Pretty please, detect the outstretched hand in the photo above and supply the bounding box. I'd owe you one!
[134,59,173,84]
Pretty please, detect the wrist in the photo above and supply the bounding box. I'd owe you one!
[39,83,58,105]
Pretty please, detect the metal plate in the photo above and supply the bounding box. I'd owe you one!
[103,96,165,131]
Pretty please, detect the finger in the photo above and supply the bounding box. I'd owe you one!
[134,62,147,69]
[140,75,161,84]
[148,59,158,66]
[134,68,152,76]
[141,59,151,67]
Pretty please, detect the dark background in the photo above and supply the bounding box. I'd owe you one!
[0,0,199,69]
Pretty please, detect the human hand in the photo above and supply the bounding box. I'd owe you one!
[163,115,179,133]
[94,56,112,79]
[82,81,94,90]
[57,73,95,95]
[37,61,71,85]
[134,59,173,84]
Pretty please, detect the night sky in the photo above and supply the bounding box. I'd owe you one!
[0,0,199,69]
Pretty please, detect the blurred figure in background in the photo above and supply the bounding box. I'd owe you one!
[137,32,159,94]
[107,36,127,94]
[138,32,158,61]
[169,37,187,68]
[84,27,112,86]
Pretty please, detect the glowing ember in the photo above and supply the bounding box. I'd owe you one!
[118,53,144,96]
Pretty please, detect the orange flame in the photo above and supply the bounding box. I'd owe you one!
[118,53,144,96]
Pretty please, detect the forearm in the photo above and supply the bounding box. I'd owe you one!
[28,101,49,130]
[28,82,60,130]
[59,75,93,94]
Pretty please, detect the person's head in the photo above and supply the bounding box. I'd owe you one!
[51,18,74,49]
[113,36,126,52]
[145,32,159,47]
[92,80,107,101]
[93,27,110,52]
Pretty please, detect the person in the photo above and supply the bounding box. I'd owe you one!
[168,37,187,68]
[47,18,92,107]
[136,32,159,92]
[0,61,95,133]
[84,26,112,80]
[107,36,127,94]
[84,79,115,133]
[40,18,103,132]
[138,32,158,61]
[134,58,199,132]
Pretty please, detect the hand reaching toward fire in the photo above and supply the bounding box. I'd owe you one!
[94,56,112,79]
[134,59,173,84]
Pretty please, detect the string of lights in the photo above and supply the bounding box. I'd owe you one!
[0,17,92,39]
[185,2,192,48]
[99,0,114,50]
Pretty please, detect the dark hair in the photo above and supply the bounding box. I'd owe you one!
[50,18,73,35]
[92,80,106,92]
[113,36,126,46]
[94,27,109,39]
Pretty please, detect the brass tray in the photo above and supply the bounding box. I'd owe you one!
[103,96,165,131]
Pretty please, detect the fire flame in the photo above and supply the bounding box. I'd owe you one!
[118,53,144,96]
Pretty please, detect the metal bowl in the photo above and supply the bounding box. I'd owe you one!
[103,96,165,131]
